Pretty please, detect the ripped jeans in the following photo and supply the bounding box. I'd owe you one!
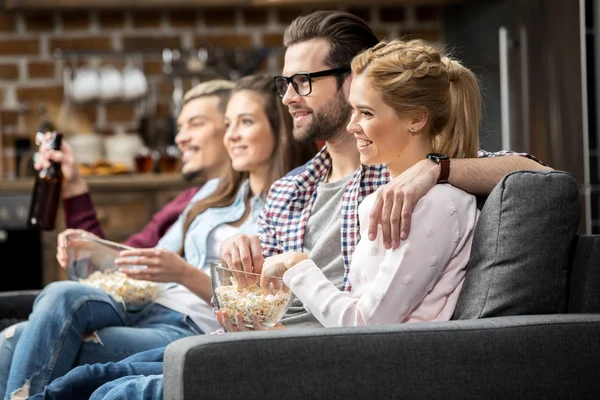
[0,281,202,400]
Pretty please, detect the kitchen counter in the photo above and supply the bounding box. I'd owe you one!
[0,173,191,194]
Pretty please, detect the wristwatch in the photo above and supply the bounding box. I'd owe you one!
[426,153,450,184]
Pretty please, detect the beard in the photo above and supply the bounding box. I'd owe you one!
[293,88,351,144]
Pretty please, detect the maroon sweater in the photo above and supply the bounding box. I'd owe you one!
[63,187,202,248]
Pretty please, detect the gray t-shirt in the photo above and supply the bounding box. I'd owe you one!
[280,174,352,328]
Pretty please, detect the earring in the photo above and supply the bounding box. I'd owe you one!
[409,127,415,133]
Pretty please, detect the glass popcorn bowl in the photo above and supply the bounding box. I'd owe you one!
[66,234,162,308]
[210,261,293,329]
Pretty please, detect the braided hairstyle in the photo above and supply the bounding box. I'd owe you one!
[351,39,481,158]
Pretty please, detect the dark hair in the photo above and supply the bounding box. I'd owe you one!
[178,74,317,256]
[283,10,379,86]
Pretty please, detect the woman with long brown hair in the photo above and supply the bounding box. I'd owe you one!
[2,74,316,399]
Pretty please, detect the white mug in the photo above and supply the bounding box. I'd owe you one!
[71,67,100,103]
[122,66,148,101]
[98,65,123,102]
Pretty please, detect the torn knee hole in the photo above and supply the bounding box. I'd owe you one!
[10,380,30,400]
[4,324,17,339]
[82,331,104,345]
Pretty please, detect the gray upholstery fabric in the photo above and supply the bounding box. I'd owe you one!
[568,235,600,313]
[164,314,600,400]
[453,170,580,319]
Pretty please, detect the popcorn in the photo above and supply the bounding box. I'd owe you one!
[214,277,291,328]
[79,270,160,306]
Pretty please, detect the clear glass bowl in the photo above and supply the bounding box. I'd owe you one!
[66,235,162,308]
[210,261,293,329]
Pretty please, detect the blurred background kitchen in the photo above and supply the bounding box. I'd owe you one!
[0,0,598,292]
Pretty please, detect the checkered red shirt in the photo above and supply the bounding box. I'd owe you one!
[258,146,546,292]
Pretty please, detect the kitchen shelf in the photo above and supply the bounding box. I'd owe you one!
[0,173,187,194]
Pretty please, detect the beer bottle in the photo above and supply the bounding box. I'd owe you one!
[27,131,63,230]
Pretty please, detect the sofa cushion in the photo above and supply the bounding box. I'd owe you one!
[453,170,581,319]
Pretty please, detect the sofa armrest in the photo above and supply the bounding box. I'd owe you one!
[164,314,600,400]
[0,290,40,330]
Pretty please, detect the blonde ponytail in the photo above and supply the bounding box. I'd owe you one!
[437,57,481,158]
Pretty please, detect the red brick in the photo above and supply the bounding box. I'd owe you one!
[1,109,18,126]
[195,34,253,48]
[379,7,406,23]
[416,6,442,22]
[143,60,164,77]
[252,57,269,74]
[157,81,174,99]
[16,86,64,103]
[243,8,268,26]
[77,104,98,127]
[168,10,198,28]
[374,29,393,41]
[61,11,91,31]
[28,62,56,79]
[0,13,17,33]
[156,102,172,119]
[0,39,39,55]
[51,37,112,52]
[399,29,443,43]
[99,59,126,69]
[105,104,135,123]
[275,53,285,70]
[262,33,284,47]
[132,10,163,29]
[347,7,371,24]
[123,35,180,52]
[0,64,19,80]
[203,7,236,27]
[275,7,306,25]
[98,11,125,29]
[24,12,55,32]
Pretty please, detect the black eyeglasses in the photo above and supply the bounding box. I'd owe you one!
[273,67,351,98]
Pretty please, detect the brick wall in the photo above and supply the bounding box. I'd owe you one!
[0,5,443,136]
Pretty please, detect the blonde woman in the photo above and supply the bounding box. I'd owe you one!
[260,39,481,327]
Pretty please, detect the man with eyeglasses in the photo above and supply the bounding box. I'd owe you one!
[221,10,550,331]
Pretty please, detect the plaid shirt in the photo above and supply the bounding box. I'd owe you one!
[258,146,546,292]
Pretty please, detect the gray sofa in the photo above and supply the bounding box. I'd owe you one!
[2,170,599,399]
[162,170,600,399]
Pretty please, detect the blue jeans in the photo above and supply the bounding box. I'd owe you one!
[91,374,164,400]
[28,347,166,400]
[0,281,202,400]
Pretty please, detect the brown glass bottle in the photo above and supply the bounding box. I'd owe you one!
[27,132,63,230]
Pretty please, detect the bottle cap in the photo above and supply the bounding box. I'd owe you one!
[36,131,63,151]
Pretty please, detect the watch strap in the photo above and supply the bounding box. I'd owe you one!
[438,159,450,184]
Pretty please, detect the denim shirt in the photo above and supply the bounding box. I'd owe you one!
[156,178,264,272]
